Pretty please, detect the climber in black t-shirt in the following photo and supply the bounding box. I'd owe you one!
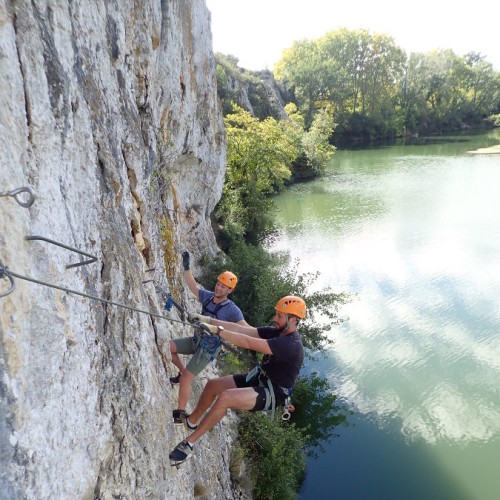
[169,295,306,467]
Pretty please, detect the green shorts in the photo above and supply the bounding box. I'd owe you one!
[173,336,220,377]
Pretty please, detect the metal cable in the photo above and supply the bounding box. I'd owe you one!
[0,266,191,326]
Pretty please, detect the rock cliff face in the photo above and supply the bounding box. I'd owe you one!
[0,1,246,498]
[216,56,289,121]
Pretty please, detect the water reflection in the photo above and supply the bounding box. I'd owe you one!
[268,132,500,451]
[325,283,500,445]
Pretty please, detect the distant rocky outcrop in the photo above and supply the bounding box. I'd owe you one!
[0,1,249,498]
[215,54,290,120]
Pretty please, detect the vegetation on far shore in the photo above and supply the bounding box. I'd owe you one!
[217,28,500,147]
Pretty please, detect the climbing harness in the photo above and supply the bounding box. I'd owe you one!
[0,186,35,208]
[245,364,293,420]
[157,286,245,360]
[281,399,295,421]
[195,332,222,364]
[201,296,231,318]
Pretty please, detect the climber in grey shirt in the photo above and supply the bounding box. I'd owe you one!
[170,251,248,426]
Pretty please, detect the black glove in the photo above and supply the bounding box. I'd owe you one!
[182,251,190,270]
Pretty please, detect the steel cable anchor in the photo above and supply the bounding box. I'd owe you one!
[0,186,35,208]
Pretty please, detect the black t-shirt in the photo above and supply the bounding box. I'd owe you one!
[257,326,304,389]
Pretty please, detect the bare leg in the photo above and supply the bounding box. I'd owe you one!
[169,340,185,373]
[177,369,195,410]
[187,386,258,444]
[188,375,236,423]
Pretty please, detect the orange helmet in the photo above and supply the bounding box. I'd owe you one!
[275,295,306,319]
[217,271,238,289]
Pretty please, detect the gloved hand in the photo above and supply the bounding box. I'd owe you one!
[199,322,223,335]
[182,251,190,270]
[188,313,211,324]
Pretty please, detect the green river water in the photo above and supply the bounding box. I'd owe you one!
[266,130,500,500]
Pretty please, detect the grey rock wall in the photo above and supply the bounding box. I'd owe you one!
[0,1,247,498]
[216,56,288,121]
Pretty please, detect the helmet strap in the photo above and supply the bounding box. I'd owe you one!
[279,315,296,336]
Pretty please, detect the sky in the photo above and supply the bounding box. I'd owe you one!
[205,0,500,72]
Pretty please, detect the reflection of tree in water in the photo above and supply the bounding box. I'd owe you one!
[291,372,353,458]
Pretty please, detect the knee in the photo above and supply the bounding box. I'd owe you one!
[205,378,219,394]
[216,390,232,409]
[169,340,176,354]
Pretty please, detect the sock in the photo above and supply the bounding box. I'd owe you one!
[186,440,194,449]
[186,417,195,428]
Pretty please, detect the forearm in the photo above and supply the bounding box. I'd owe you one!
[211,318,259,337]
[219,328,270,354]
[184,270,200,298]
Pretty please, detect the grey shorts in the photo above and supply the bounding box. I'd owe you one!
[173,336,218,377]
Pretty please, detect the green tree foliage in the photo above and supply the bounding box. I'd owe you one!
[487,113,500,127]
[238,412,307,500]
[218,103,337,234]
[399,50,500,134]
[274,28,500,142]
[458,52,499,119]
[275,39,330,127]
[275,29,406,141]
[291,373,353,457]
[236,373,353,499]
[218,104,299,235]
[299,105,337,177]
[200,238,351,353]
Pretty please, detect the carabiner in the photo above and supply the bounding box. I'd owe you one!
[282,402,295,421]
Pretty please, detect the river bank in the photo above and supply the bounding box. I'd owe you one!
[468,144,500,154]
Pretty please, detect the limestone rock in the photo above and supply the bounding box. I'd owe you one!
[216,55,289,121]
[0,1,248,498]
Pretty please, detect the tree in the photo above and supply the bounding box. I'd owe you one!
[275,29,407,142]
[291,373,353,457]
[459,52,499,120]
[274,28,500,142]
[275,39,329,127]
[218,104,299,235]
[284,103,337,180]
[300,105,337,176]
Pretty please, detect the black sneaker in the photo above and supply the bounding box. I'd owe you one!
[172,409,198,430]
[170,372,181,385]
[172,409,188,425]
[169,440,193,467]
